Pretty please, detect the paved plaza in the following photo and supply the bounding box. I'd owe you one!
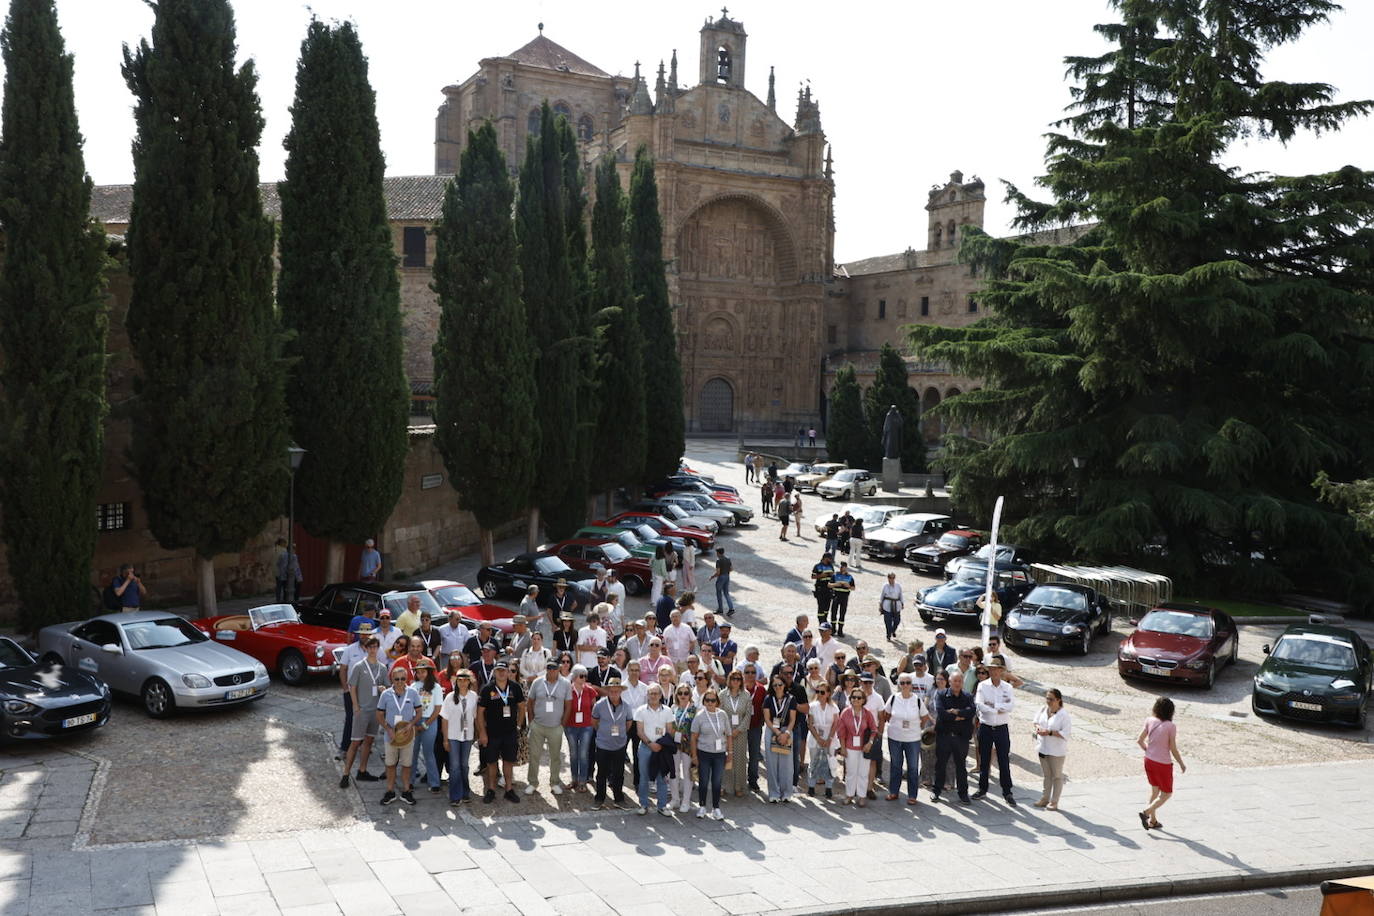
[2,439,1372,914]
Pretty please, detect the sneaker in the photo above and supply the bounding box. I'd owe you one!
[637,806,648,816]
[551,785,564,796]
[971,790,987,800]
[658,806,673,816]
[930,793,942,803]
[711,809,724,821]
[356,771,381,783]
[401,791,416,806]
[483,789,496,804]
[524,785,537,796]
[592,799,608,810]
[696,807,707,818]
[504,789,520,803]
[1004,794,1018,807]
[380,791,397,806]
[807,786,815,797]
[339,774,351,789]
[450,800,462,808]
[825,788,833,799]
[679,798,692,813]
[429,786,443,794]
[726,608,736,617]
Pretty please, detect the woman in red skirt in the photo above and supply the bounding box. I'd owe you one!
[1137,696,1186,830]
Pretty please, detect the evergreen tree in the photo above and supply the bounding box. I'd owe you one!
[122,0,289,613]
[863,343,926,473]
[826,364,867,468]
[517,102,580,542]
[433,123,538,565]
[910,0,1374,596]
[627,147,684,480]
[0,0,108,630]
[278,19,409,575]
[588,156,647,496]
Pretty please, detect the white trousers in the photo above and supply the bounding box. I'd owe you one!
[843,748,866,797]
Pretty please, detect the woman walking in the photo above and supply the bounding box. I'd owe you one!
[719,671,752,798]
[836,687,878,806]
[762,675,796,802]
[791,492,804,538]
[806,683,839,798]
[691,689,730,819]
[1138,696,1185,830]
[1033,688,1072,810]
[670,685,698,811]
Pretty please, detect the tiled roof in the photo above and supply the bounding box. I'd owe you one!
[91,176,450,225]
[839,249,934,277]
[503,34,609,77]
[837,223,1095,278]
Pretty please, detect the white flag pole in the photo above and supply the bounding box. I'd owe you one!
[982,495,1004,650]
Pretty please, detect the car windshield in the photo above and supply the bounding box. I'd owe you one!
[855,508,890,527]
[1139,610,1213,639]
[601,542,632,562]
[937,533,971,548]
[534,556,573,576]
[660,504,689,521]
[953,563,990,585]
[783,463,809,475]
[383,590,444,617]
[432,585,480,607]
[1025,586,1088,611]
[0,639,32,668]
[615,531,642,549]
[888,516,928,532]
[632,524,660,542]
[250,604,300,627]
[1272,635,1357,670]
[124,617,208,650]
[832,470,860,481]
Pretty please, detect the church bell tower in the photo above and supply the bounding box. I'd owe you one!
[699,8,747,89]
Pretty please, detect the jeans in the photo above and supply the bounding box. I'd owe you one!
[715,574,734,613]
[824,537,838,556]
[526,721,564,788]
[697,750,725,809]
[978,723,1014,795]
[882,608,901,640]
[934,733,969,798]
[594,745,627,802]
[339,691,352,753]
[446,739,473,802]
[764,740,794,800]
[637,744,668,810]
[887,737,920,799]
[747,726,763,787]
[411,724,440,788]
[565,726,593,785]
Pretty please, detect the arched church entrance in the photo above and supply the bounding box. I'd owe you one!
[699,378,735,432]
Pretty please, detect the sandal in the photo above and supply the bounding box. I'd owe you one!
[885,794,899,801]
[1138,811,1151,830]
[1150,819,1163,829]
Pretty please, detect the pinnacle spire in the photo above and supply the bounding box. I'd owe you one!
[766,66,775,110]
[669,49,678,90]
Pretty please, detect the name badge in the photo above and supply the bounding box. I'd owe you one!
[730,714,740,726]
[712,739,724,752]
[902,720,911,729]
[851,735,862,749]
[652,725,663,738]
[575,711,584,724]
[502,705,511,718]
[372,686,379,697]
[393,713,403,725]
[610,725,621,737]
[544,700,555,714]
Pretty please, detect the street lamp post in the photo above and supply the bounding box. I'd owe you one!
[287,446,307,600]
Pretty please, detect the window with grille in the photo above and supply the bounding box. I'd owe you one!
[96,503,130,532]
[878,299,886,319]
[402,227,427,267]
[967,297,978,313]
[920,296,930,316]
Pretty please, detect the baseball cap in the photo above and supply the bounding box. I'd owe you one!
[819,622,832,632]
[545,659,559,670]
[934,628,947,638]
[493,660,508,669]
[378,610,391,618]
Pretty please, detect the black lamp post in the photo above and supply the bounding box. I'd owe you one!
[287,446,307,598]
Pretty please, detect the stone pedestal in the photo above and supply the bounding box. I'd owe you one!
[882,457,903,493]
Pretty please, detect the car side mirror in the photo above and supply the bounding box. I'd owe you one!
[101,643,122,656]
[1261,644,1271,655]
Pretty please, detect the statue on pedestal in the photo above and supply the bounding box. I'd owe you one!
[882,404,903,460]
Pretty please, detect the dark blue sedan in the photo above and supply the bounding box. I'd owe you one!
[0,637,110,740]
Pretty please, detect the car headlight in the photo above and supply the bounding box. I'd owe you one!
[1331,692,1362,703]
[916,589,929,602]
[182,674,212,689]
[1061,624,1082,635]
[1005,615,1021,629]
[254,664,269,679]
[954,598,976,611]
[3,699,39,715]
[98,681,110,697]
[1118,646,1136,660]
[315,646,326,659]
[1183,658,1209,670]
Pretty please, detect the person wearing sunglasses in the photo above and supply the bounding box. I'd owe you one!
[719,671,752,798]
[563,665,597,793]
[806,682,839,798]
[376,668,422,806]
[441,668,478,805]
[836,688,878,806]
[762,675,796,802]
[669,683,698,811]
[691,689,730,819]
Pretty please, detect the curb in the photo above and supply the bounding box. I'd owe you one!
[773,861,1374,915]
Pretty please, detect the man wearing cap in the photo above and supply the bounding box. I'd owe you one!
[662,608,697,673]
[347,600,378,642]
[576,610,608,669]
[359,538,382,582]
[784,613,809,649]
[507,616,533,664]
[815,623,840,672]
[476,661,525,803]
[880,572,904,641]
[712,622,738,673]
[811,552,835,626]
[334,623,372,760]
[375,610,402,655]
[587,649,623,695]
[696,611,721,647]
[829,562,856,637]
[469,642,499,690]
[590,678,632,808]
[438,611,470,666]
[930,670,975,803]
[525,659,571,795]
[927,629,957,672]
[972,656,1017,805]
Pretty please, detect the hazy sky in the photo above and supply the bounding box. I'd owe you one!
[29,0,1374,262]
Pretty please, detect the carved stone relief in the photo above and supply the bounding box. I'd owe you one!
[677,198,779,281]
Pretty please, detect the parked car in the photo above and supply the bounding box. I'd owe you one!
[860,513,955,561]
[596,522,689,556]
[794,462,847,493]
[814,503,907,537]
[596,511,715,554]
[548,538,652,595]
[572,525,668,561]
[38,612,270,718]
[659,474,740,498]
[778,462,813,482]
[666,491,755,525]
[296,581,445,633]
[946,543,1035,580]
[0,636,110,740]
[1251,624,1370,728]
[475,553,596,602]
[907,529,984,575]
[652,478,743,505]
[817,468,879,500]
[1002,583,1113,655]
[1117,603,1239,689]
[916,561,1036,627]
[633,498,724,534]
[417,580,516,634]
[193,603,349,685]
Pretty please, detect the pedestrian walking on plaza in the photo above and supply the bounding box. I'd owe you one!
[359,538,382,582]
[829,562,855,637]
[692,688,730,819]
[440,669,477,804]
[763,674,796,801]
[930,671,974,803]
[710,547,735,617]
[1033,688,1072,810]
[525,659,571,795]
[377,668,422,806]
[808,427,817,447]
[849,517,865,569]
[972,657,1017,805]
[760,479,773,516]
[791,492,803,537]
[1138,696,1185,830]
[777,493,791,541]
[743,452,754,484]
[880,572,903,640]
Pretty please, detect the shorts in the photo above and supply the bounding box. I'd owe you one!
[479,731,519,765]
[351,707,380,742]
[384,739,413,768]
[1144,758,1173,793]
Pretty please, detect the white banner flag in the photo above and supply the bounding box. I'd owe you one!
[982,495,1004,649]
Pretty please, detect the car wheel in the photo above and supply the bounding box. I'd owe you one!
[279,649,307,686]
[624,576,646,596]
[1356,700,1368,731]
[1203,660,1216,690]
[1229,637,1239,667]
[142,678,175,718]
[1078,631,1091,656]
[481,579,500,599]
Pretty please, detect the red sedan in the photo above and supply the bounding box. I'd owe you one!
[545,538,652,595]
[595,512,715,553]
[194,603,348,685]
[418,579,516,634]
[1117,602,1240,689]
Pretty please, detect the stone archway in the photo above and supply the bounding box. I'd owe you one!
[699,377,735,432]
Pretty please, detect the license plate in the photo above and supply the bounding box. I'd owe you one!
[932,612,947,621]
[1141,665,1170,676]
[1290,700,1322,712]
[225,687,257,700]
[1026,638,1051,647]
[62,712,97,728]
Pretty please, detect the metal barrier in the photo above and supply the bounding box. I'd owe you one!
[1030,564,1173,617]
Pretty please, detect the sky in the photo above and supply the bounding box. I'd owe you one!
[28,0,1374,263]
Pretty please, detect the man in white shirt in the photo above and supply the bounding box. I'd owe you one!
[438,611,470,666]
[662,608,697,672]
[815,623,840,672]
[908,655,935,701]
[576,611,608,669]
[972,656,1016,805]
[375,611,402,655]
[605,570,628,610]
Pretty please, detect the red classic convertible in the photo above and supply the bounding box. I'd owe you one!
[193,603,349,685]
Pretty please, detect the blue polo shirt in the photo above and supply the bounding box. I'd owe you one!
[377,685,421,731]
[591,696,631,750]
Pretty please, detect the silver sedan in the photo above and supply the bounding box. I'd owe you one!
[37,612,270,718]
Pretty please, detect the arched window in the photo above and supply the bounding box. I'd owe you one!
[932,225,942,249]
[552,102,572,124]
[527,109,541,136]
[577,114,595,141]
[948,190,957,203]
[947,220,957,247]
[716,46,732,82]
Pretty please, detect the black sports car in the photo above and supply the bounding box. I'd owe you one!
[1002,583,1112,654]
[0,637,111,740]
[475,552,596,602]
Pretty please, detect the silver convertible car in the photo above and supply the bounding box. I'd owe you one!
[37,612,270,718]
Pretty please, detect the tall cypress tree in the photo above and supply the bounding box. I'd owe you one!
[911,0,1374,596]
[122,0,288,613]
[627,146,684,480]
[278,19,409,576]
[588,156,647,496]
[826,364,867,468]
[0,0,108,630]
[863,343,926,473]
[433,123,537,565]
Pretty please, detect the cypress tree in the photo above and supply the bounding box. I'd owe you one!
[627,146,684,481]
[432,123,537,565]
[863,342,926,473]
[0,0,108,630]
[587,156,647,496]
[826,364,867,468]
[278,19,409,576]
[911,0,1374,596]
[122,0,289,613]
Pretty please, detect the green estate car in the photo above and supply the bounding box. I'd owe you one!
[1251,623,1371,729]
[573,526,681,561]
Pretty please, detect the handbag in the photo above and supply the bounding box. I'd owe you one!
[770,741,792,755]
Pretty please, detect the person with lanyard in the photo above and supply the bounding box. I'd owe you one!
[780,663,811,787]
[375,610,402,656]
[333,622,371,761]
[409,660,444,794]
[696,611,721,647]
[518,631,551,686]
[440,668,478,805]
[691,688,731,820]
[522,657,571,796]
[654,581,678,627]
[563,665,597,793]
[884,673,933,805]
[826,648,848,693]
[545,579,582,635]
[468,642,499,690]
[553,613,578,655]
[506,616,533,666]
[587,648,623,695]
[476,661,525,804]
[620,661,648,794]
[576,610,608,670]
[796,631,819,666]
[828,562,856,637]
[462,622,498,664]
[407,611,439,661]
[880,572,904,641]
[662,607,697,673]
[342,635,386,788]
[391,636,428,684]
[737,663,766,793]
[972,656,1017,805]
[946,645,978,695]
[633,684,676,816]
[1033,688,1072,811]
[924,629,955,672]
[836,686,878,807]
[668,682,698,811]
[637,636,674,684]
[709,621,737,673]
[715,669,751,799]
[620,620,648,664]
[859,674,887,799]
[590,678,631,809]
[376,666,422,806]
[783,613,809,649]
[930,668,975,803]
[438,611,470,667]
[806,680,839,798]
[762,674,796,802]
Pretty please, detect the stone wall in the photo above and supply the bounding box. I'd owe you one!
[393,220,438,385]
